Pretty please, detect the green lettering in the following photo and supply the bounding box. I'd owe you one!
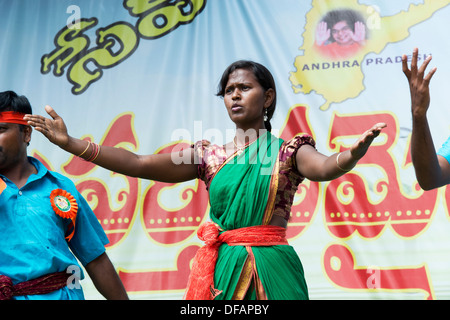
[68,22,139,94]
[41,18,98,76]
[126,0,207,39]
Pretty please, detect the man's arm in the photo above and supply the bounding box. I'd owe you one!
[402,48,450,190]
[84,252,129,300]
[410,111,450,190]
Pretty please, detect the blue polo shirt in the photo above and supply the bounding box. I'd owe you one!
[437,136,450,164]
[0,157,109,300]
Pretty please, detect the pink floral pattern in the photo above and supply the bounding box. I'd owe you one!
[192,135,316,221]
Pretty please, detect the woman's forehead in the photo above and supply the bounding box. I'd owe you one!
[227,69,257,84]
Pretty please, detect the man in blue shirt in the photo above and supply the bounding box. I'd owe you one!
[402,48,450,190]
[0,91,128,300]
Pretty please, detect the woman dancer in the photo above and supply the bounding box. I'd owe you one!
[26,60,386,300]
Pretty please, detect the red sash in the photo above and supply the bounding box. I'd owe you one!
[0,272,70,300]
[183,221,288,300]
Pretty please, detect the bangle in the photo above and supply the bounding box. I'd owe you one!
[85,143,100,162]
[336,152,353,172]
[90,143,101,162]
[77,141,91,158]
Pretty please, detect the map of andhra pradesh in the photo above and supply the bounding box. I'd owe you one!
[289,0,450,111]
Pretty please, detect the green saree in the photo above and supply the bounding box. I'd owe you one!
[186,131,309,300]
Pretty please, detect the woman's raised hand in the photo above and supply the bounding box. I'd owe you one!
[24,105,70,148]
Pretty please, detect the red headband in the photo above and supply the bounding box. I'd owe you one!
[0,111,28,125]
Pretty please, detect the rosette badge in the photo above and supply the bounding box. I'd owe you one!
[50,189,78,219]
[0,179,6,195]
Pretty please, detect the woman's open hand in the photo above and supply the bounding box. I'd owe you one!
[24,105,70,148]
[350,122,387,160]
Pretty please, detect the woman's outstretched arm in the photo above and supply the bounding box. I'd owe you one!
[25,105,198,183]
[295,122,387,182]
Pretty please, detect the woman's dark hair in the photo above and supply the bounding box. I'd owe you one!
[0,90,32,131]
[321,9,367,42]
[216,60,277,132]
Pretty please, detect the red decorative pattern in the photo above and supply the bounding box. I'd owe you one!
[0,272,70,300]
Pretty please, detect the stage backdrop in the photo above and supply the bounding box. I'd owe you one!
[2,0,450,300]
